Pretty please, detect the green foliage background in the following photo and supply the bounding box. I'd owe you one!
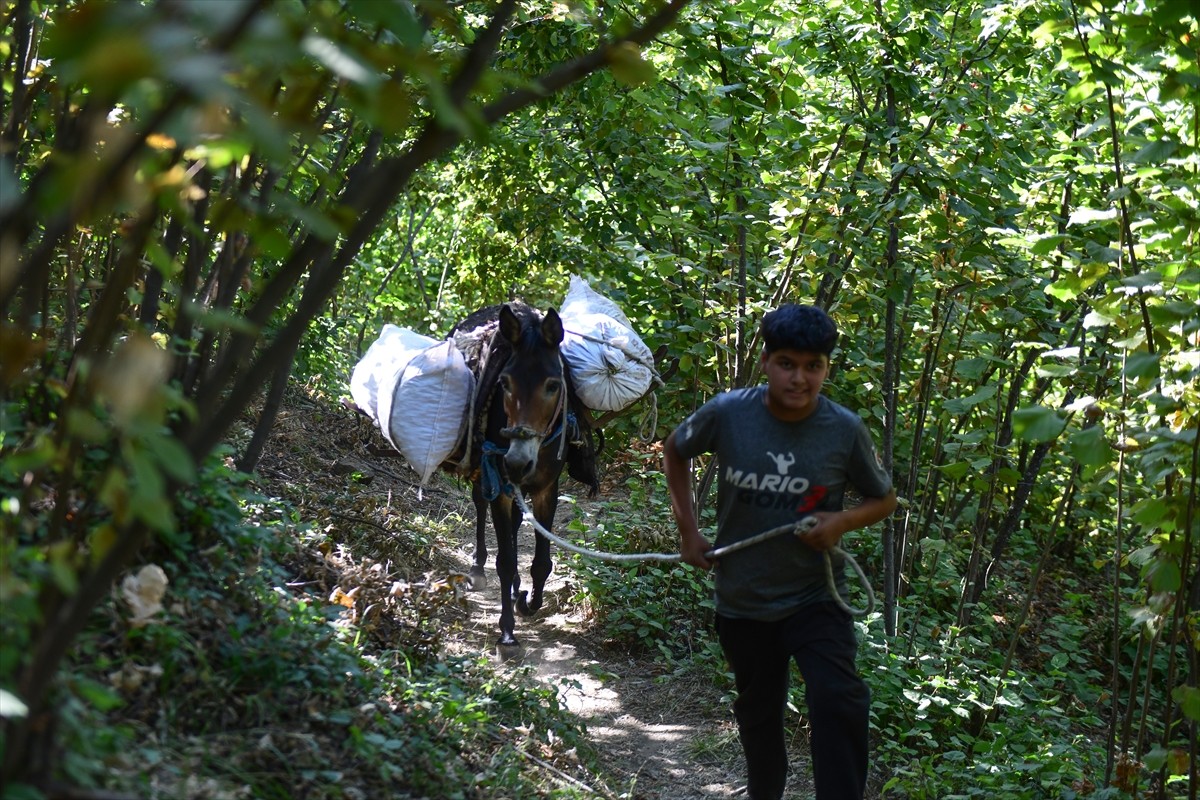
[1,0,1197,797]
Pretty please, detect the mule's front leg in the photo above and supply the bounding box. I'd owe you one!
[517,483,558,617]
[491,496,520,647]
[467,481,488,591]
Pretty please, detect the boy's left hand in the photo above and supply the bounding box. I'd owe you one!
[796,512,846,553]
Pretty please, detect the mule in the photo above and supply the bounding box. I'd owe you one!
[447,302,598,647]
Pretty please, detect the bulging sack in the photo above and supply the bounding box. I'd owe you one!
[387,340,474,484]
[351,326,474,484]
[351,324,437,425]
[559,275,654,412]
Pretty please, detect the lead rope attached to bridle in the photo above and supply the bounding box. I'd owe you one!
[510,488,876,617]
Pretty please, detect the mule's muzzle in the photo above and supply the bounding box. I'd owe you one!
[503,437,542,483]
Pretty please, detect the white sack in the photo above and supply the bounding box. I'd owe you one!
[387,340,474,484]
[560,274,634,328]
[350,325,473,484]
[559,275,655,412]
[351,324,437,425]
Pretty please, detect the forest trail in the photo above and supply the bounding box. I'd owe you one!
[440,497,817,800]
[287,394,817,799]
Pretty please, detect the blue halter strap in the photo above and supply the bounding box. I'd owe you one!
[479,411,577,501]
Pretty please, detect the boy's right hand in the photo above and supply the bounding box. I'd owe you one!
[680,530,714,571]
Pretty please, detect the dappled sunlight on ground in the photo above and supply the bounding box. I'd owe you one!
[439,498,818,800]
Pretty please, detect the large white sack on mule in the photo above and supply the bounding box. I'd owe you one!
[559,275,655,412]
[350,324,436,424]
[351,326,474,484]
[385,340,474,485]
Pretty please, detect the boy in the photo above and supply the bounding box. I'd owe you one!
[663,304,896,800]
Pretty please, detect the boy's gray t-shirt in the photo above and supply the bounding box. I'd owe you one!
[673,386,892,621]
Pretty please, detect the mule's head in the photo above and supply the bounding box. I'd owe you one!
[497,304,565,484]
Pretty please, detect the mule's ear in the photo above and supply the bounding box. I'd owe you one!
[499,304,522,344]
[542,307,564,346]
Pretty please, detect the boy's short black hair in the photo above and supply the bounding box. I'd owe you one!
[761,304,839,356]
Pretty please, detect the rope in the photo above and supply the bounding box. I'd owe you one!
[555,357,568,460]
[637,392,659,443]
[510,488,876,617]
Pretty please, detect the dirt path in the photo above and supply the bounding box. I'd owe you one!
[442,503,817,800]
[271,395,820,797]
[446,529,744,799]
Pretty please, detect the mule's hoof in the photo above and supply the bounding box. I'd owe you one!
[516,590,542,617]
[495,636,521,660]
[467,567,487,591]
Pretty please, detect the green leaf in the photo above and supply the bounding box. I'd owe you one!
[302,35,380,87]
[942,385,998,415]
[936,462,971,480]
[143,432,197,485]
[75,678,124,712]
[1129,138,1179,164]
[1084,241,1121,263]
[49,542,79,594]
[1045,273,1085,302]
[66,408,110,444]
[184,138,253,170]
[1012,406,1066,443]
[351,0,425,49]
[1141,743,1190,775]
[1068,425,1111,467]
[184,301,260,336]
[1148,557,1181,593]
[88,524,119,568]
[98,465,131,525]
[1035,362,1076,378]
[1143,746,1169,771]
[125,443,176,534]
[1029,234,1068,256]
[1123,351,1159,380]
[1119,271,1164,289]
[1173,685,1200,723]
[953,358,989,380]
[1,435,57,478]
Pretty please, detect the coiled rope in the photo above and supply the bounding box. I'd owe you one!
[511,488,876,617]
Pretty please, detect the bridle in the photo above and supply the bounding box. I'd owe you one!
[479,353,572,501]
[498,354,569,461]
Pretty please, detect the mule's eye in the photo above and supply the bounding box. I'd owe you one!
[500,374,514,394]
[544,379,562,397]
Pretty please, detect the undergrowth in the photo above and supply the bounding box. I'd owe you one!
[7,390,1188,799]
[566,451,1179,799]
[5,443,607,799]
[562,464,722,672]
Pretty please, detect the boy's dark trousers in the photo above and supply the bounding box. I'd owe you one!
[716,604,870,800]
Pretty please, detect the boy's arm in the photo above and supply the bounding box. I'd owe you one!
[663,431,714,570]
